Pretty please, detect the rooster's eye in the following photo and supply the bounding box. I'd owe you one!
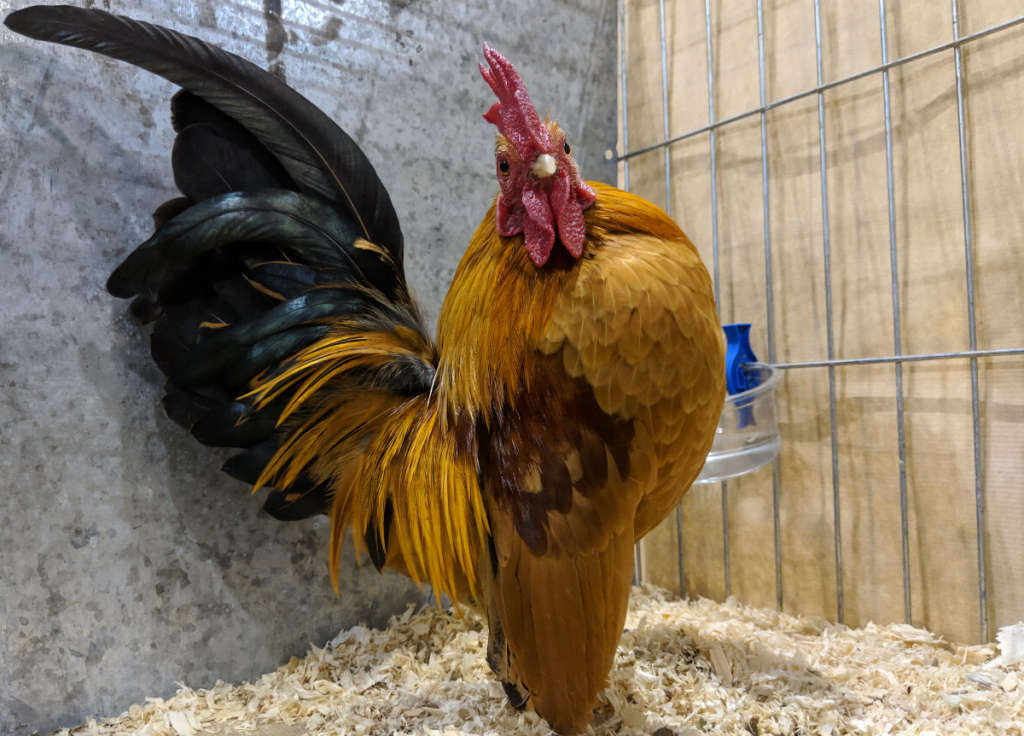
[563,141,571,155]
[498,158,510,174]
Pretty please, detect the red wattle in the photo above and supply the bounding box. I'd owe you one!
[496,193,524,237]
[547,170,579,257]
[576,179,597,208]
[521,183,555,266]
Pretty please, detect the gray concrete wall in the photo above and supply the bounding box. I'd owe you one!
[0,1,617,733]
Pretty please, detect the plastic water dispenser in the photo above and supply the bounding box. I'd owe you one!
[694,323,781,483]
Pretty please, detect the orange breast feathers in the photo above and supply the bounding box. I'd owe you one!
[437,180,725,532]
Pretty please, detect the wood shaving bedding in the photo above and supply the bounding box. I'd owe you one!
[53,585,1022,736]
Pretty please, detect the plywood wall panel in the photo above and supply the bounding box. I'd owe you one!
[665,0,711,138]
[834,362,906,629]
[889,51,970,356]
[624,0,668,151]
[766,96,829,365]
[980,358,1024,633]
[823,75,899,361]
[965,28,1024,351]
[903,360,980,643]
[776,367,837,621]
[642,511,684,596]
[669,136,716,271]
[714,116,768,333]
[680,483,728,603]
[720,466,779,611]
[708,0,761,121]
[961,0,1022,35]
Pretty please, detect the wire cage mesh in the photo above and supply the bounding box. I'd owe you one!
[619,0,1024,644]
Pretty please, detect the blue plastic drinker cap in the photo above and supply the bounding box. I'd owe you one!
[723,323,759,395]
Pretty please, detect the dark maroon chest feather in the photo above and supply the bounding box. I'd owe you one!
[477,352,634,555]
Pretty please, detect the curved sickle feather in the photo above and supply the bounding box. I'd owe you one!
[4,5,405,265]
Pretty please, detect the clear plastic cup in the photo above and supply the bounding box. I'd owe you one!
[694,363,781,484]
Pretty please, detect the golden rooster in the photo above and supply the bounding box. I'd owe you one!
[6,6,725,733]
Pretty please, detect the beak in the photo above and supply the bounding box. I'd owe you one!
[530,153,557,179]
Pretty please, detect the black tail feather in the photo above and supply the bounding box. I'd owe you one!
[365,499,394,572]
[170,90,295,200]
[7,5,436,539]
[262,479,330,521]
[162,389,218,431]
[217,325,330,388]
[152,196,191,230]
[106,189,399,300]
[222,442,277,484]
[4,5,405,263]
[191,399,281,448]
[221,444,327,521]
[245,261,357,301]
[172,123,285,202]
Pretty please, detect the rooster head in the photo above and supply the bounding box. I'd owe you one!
[479,44,596,267]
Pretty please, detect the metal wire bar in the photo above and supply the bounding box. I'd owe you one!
[647,0,678,592]
[619,0,642,586]
[651,0,686,596]
[878,0,913,626]
[634,539,644,585]
[814,0,844,625]
[618,0,629,190]
[705,0,720,306]
[756,0,784,613]
[951,0,989,644]
[658,0,672,215]
[704,0,728,601]
[657,0,671,590]
[722,480,731,597]
[676,504,685,596]
[775,347,1024,369]
[756,1,775,366]
[618,13,1024,162]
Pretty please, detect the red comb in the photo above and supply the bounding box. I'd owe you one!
[479,43,552,155]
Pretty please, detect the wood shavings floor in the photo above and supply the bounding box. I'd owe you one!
[54,585,1022,736]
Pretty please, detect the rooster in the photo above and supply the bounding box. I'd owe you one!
[6,6,725,734]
